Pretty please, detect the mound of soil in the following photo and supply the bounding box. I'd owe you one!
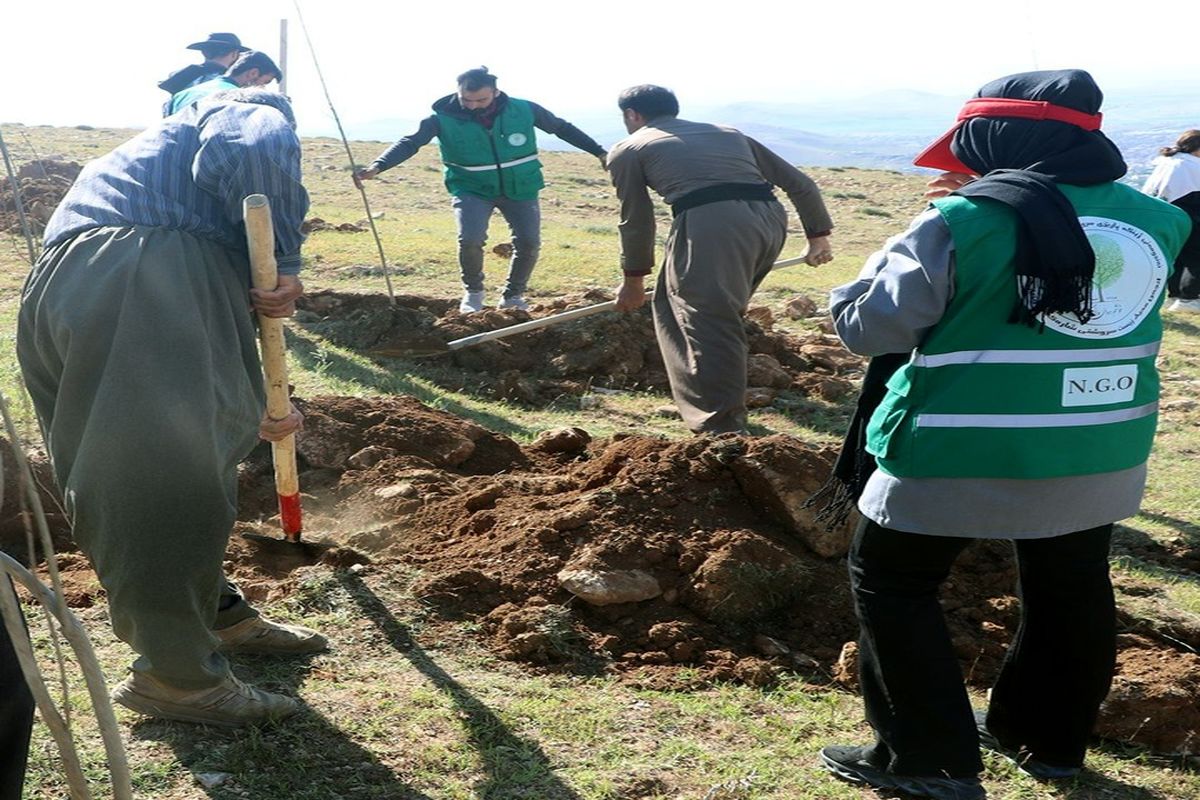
[0,159,81,235]
[293,291,860,404]
[7,397,1200,755]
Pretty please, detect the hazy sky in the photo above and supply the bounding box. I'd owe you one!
[2,0,1188,138]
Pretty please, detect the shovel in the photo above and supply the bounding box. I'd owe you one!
[371,254,812,358]
[243,194,304,543]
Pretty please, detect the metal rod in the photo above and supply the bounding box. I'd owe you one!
[0,128,37,266]
[291,0,396,304]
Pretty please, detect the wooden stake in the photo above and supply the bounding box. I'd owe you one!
[243,194,303,539]
[291,0,396,304]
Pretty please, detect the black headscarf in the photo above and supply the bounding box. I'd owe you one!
[807,70,1127,528]
[951,69,1127,325]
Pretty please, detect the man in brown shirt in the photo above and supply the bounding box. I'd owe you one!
[607,85,834,433]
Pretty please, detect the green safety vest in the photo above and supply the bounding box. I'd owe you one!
[867,182,1191,479]
[436,99,544,201]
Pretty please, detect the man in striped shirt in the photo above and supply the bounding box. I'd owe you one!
[17,88,324,727]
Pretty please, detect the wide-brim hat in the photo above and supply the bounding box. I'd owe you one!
[913,97,1103,175]
[186,32,249,52]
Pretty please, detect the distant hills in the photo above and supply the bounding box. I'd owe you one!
[331,86,1198,186]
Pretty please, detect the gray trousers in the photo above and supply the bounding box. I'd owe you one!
[452,193,541,298]
[652,199,788,433]
[17,227,262,688]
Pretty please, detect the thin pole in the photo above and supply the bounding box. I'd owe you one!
[291,0,396,304]
[278,19,288,96]
[0,129,37,266]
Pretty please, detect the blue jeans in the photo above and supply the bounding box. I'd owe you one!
[452,194,541,299]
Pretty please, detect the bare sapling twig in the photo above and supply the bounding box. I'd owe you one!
[0,128,38,266]
[291,0,397,304]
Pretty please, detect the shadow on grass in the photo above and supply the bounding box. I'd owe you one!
[1058,766,1177,799]
[1131,511,1200,550]
[129,651,434,799]
[287,328,533,440]
[1162,314,1200,338]
[337,572,585,800]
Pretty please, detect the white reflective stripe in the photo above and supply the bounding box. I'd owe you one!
[912,342,1161,368]
[915,401,1158,429]
[446,154,540,172]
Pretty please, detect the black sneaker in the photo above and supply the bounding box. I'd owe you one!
[974,710,1081,780]
[821,745,986,800]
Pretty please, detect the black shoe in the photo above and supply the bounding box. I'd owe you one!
[974,710,1081,781]
[821,745,986,800]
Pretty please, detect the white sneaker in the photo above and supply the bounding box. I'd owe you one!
[1168,298,1200,312]
[498,295,529,311]
[459,290,485,313]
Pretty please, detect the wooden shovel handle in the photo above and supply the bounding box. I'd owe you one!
[242,195,301,531]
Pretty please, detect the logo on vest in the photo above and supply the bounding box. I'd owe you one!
[1037,217,1168,339]
[1061,364,1138,407]
[507,132,528,147]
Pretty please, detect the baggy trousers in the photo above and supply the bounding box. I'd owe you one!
[452,193,541,299]
[0,584,34,800]
[17,227,264,689]
[848,518,1117,777]
[652,199,787,433]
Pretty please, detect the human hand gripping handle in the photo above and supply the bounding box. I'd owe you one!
[615,275,649,311]
[243,194,304,540]
[804,235,834,266]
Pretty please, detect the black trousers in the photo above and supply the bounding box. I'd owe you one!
[848,519,1116,777]
[1,582,35,800]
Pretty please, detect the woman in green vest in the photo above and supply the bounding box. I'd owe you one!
[819,70,1191,800]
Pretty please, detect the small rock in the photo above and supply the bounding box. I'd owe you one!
[195,773,232,789]
[784,295,819,319]
[745,387,777,408]
[557,568,662,606]
[531,426,592,454]
[733,657,778,687]
[348,446,395,469]
[653,404,678,418]
[746,306,775,328]
[833,641,859,689]
[551,505,597,531]
[580,395,603,410]
[374,482,417,500]
[464,485,502,512]
[746,354,792,389]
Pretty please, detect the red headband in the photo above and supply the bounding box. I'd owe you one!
[913,98,1104,175]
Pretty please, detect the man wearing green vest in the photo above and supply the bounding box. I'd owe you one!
[355,67,607,313]
[819,70,1190,800]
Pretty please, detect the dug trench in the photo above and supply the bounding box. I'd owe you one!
[292,289,861,407]
[5,394,1200,756]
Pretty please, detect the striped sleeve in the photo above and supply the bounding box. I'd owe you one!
[193,104,310,273]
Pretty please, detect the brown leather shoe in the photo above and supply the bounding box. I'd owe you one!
[215,615,328,655]
[111,672,300,727]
